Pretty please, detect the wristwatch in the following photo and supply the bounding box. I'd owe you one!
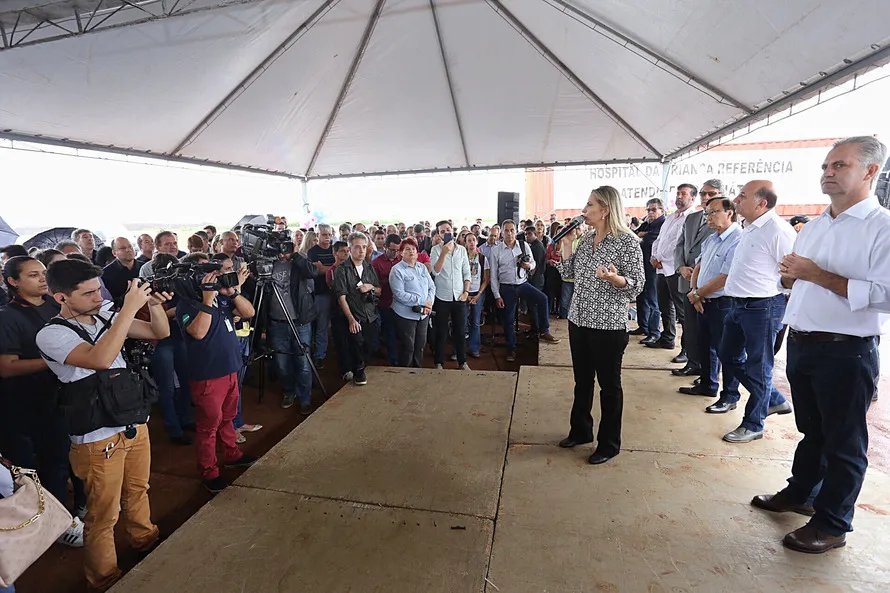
[231,290,241,299]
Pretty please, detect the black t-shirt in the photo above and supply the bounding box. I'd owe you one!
[307,244,335,295]
[0,297,62,413]
[102,259,140,302]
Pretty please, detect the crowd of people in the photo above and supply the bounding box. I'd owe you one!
[0,135,887,592]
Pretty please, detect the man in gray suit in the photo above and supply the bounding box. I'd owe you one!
[672,179,722,376]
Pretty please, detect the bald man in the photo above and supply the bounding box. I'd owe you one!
[716,180,798,443]
[102,237,140,301]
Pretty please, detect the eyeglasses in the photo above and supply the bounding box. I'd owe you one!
[645,207,660,212]
[704,209,726,217]
[700,191,719,198]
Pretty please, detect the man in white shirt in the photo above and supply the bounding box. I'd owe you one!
[489,220,559,363]
[647,184,695,354]
[751,136,889,554]
[718,180,797,444]
[430,220,472,370]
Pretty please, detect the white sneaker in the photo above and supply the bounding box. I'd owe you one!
[58,516,84,548]
[435,364,444,370]
[343,371,354,382]
[236,432,247,444]
[460,362,471,371]
[75,504,87,520]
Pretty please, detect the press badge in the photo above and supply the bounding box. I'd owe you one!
[225,318,234,332]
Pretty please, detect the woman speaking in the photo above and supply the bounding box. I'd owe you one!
[554,186,644,465]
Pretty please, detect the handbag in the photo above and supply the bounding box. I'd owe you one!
[0,458,73,587]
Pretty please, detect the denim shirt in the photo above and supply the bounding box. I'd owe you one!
[389,260,436,321]
[696,223,742,298]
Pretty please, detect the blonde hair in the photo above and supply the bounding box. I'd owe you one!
[591,186,637,240]
[299,230,318,255]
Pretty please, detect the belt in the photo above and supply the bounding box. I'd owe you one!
[705,296,730,303]
[788,329,874,343]
[730,296,775,303]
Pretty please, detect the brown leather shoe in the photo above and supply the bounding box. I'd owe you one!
[782,523,846,554]
[539,333,560,343]
[751,490,815,517]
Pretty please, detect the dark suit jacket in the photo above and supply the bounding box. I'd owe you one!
[674,210,715,292]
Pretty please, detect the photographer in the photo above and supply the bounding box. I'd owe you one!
[331,232,381,386]
[490,220,559,363]
[262,244,317,414]
[35,259,171,592]
[175,254,256,494]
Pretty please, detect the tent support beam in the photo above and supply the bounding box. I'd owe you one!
[485,0,662,159]
[0,132,305,180]
[305,0,386,178]
[171,0,342,156]
[544,0,754,114]
[308,157,660,181]
[667,43,890,160]
[429,0,469,168]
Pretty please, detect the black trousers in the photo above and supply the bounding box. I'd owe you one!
[433,298,467,365]
[395,314,429,368]
[656,273,685,347]
[785,336,878,535]
[345,315,379,373]
[682,295,700,367]
[567,322,629,457]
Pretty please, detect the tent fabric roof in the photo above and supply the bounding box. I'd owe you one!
[1,0,889,180]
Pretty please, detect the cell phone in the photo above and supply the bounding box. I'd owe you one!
[443,232,453,244]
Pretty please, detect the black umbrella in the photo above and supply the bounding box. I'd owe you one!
[232,214,268,230]
[24,227,106,250]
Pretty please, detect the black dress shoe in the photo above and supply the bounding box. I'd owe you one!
[645,339,674,349]
[628,328,646,336]
[705,400,737,413]
[639,336,658,345]
[671,352,688,364]
[671,365,700,376]
[693,377,701,386]
[588,452,617,465]
[559,436,593,448]
[678,385,718,397]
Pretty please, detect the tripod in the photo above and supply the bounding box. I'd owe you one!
[245,275,327,403]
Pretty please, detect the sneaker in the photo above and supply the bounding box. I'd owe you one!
[75,504,87,520]
[506,350,516,362]
[281,394,296,409]
[460,362,471,371]
[450,354,458,361]
[238,424,263,433]
[342,371,354,382]
[435,364,444,370]
[170,433,193,446]
[354,369,368,386]
[225,455,258,469]
[204,476,228,494]
[57,517,84,548]
[314,358,325,370]
[235,432,247,444]
[299,402,312,415]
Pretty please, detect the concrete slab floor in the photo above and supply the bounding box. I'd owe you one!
[236,367,517,518]
[487,446,890,593]
[511,366,803,460]
[539,318,683,370]
[110,486,493,593]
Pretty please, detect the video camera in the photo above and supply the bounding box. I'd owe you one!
[147,261,238,301]
[241,215,295,278]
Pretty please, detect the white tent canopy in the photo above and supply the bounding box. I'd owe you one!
[1,0,889,180]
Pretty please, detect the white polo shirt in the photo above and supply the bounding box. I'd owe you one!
[782,196,890,336]
[724,209,797,298]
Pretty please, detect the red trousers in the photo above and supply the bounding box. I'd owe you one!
[190,372,242,480]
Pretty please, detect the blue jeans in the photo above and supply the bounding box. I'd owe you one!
[636,265,661,338]
[501,283,550,350]
[559,281,574,319]
[785,336,877,535]
[379,306,399,365]
[313,294,331,361]
[1,583,15,592]
[150,339,194,437]
[467,290,486,355]
[718,295,786,432]
[698,298,741,400]
[268,320,313,406]
[233,335,250,429]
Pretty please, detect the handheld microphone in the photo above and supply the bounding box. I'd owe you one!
[551,216,584,244]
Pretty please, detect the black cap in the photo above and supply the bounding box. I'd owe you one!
[789,215,810,226]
